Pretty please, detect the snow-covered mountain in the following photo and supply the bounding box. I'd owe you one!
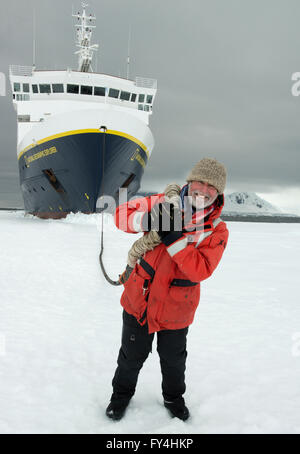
[223,192,283,215]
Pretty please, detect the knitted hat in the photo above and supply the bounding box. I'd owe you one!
[186,158,227,194]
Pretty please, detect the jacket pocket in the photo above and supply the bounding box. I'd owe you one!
[158,282,200,325]
[123,265,152,322]
[168,282,199,304]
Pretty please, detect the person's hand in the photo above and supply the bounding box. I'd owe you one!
[118,264,133,284]
[156,203,184,244]
[141,202,183,232]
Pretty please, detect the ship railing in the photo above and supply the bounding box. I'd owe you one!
[9,65,34,77]
[135,76,157,89]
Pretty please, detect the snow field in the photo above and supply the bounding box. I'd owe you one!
[0,211,299,433]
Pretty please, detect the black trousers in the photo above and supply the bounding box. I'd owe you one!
[111,310,188,405]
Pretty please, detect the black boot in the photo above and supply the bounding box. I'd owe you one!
[105,399,130,421]
[164,397,190,421]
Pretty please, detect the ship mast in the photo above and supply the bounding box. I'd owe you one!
[73,3,99,72]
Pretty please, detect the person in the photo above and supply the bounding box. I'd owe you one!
[106,157,229,421]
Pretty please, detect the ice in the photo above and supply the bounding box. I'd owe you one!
[0,210,300,434]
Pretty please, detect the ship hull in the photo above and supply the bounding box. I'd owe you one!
[18,130,148,218]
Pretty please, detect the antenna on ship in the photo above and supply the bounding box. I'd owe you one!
[33,8,36,70]
[126,25,131,80]
[72,3,99,72]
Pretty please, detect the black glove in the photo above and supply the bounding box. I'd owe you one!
[158,229,185,246]
[157,203,184,245]
[157,206,184,246]
[141,202,163,231]
[118,264,133,285]
[141,202,183,232]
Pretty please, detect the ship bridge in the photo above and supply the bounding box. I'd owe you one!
[9,65,157,146]
[9,65,157,119]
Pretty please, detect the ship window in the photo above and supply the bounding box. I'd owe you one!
[130,93,137,102]
[18,115,30,122]
[52,84,64,93]
[14,83,21,92]
[94,86,106,96]
[138,104,144,111]
[138,94,145,103]
[39,84,51,94]
[144,105,150,112]
[81,85,93,95]
[23,83,30,93]
[108,88,119,98]
[146,95,153,104]
[67,84,79,94]
[120,91,130,101]
[32,84,38,93]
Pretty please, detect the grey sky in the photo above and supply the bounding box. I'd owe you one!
[1,0,300,213]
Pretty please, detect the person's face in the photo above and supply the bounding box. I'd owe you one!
[188,180,218,209]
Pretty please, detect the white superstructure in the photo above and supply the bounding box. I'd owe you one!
[9,3,157,158]
[9,67,157,157]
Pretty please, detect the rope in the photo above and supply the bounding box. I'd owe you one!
[99,166,182,285]
[98,127,122,286]
[127,183,182,268]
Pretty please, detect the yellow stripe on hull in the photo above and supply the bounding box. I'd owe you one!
[18,129,149,161]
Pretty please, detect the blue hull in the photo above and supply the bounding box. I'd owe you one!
[18,131,148,218]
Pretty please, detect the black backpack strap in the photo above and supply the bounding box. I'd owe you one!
[139,257,155,282]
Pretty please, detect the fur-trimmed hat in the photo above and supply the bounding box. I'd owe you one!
[186,158,227,194]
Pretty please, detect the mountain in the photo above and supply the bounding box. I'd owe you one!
[223,192,284,215]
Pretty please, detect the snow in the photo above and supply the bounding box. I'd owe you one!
[223,191,283,215]
[0,210,300,434]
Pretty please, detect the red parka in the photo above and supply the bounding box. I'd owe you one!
[114,189,229,334]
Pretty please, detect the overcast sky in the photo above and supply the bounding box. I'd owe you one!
[1,0,300,213]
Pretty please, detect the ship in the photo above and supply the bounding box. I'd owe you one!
[9,3,157,218]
